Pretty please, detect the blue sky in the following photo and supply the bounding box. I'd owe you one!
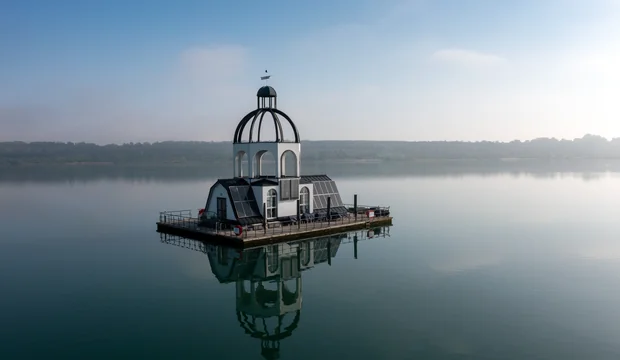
[1,0,619,143]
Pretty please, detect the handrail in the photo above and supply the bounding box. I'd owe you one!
[159,205,391,239]
[343,204,390,210]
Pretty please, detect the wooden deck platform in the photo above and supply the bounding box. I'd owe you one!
[156,212,393,248]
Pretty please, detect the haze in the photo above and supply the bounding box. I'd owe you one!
[2,0,620,144]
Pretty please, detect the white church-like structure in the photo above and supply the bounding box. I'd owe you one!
[203,85,348,227]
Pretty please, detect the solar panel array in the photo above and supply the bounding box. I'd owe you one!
[229,185,262,218]
[312,180,344,209]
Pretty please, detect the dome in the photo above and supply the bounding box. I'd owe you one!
[234,86,300,143]
[257,86,277,98]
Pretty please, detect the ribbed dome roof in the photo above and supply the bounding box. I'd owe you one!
[234,86,299,143]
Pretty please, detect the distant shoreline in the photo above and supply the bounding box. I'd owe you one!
[3,157,620,168]
[3,135,620,167]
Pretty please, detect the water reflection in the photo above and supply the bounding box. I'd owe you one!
[160,227,390,359]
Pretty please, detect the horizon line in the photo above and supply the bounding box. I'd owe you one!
[0,134,616,146]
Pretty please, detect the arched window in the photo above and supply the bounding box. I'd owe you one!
[280,150,298,177]
[266,189,278,219]
[253,150,276,178]
[299,187,310,214]
[235,151,248,178]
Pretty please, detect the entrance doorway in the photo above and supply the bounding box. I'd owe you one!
[217,197,227,220]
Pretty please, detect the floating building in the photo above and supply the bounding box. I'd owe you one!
[204,85,348,225]
[157,83,392,245]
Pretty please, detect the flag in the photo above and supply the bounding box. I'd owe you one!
[261,75,271,80]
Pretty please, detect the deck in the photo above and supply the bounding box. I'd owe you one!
[156,208,393,247]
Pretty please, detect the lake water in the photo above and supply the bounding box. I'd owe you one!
[2,169,620,359]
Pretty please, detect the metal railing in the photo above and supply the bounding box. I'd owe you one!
[238,206,391,239]
[158,210,199,230]
[159,205,392,240]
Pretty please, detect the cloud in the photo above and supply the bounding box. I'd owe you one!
[431,48,507,66]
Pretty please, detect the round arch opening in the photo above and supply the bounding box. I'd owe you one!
[253,151,276,178]
[280,150,299,177]
[235,151,249,177]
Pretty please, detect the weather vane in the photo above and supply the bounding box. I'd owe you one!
[261,69,271,85]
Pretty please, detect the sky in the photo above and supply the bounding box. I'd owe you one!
[1,0,620,144]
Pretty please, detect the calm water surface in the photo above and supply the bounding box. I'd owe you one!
[1,171,620,359]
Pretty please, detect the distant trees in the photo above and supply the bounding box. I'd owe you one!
[2,135,620,166]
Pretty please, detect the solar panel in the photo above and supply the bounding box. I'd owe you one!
[237,186,249,201]
[324,181,333,194]
[230,187,240,202]
[241,202,252,216]
[229,185,262,218]
[311,180,344,209]
[236,202,246,218]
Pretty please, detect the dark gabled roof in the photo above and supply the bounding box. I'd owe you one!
[301,175,345,209]
[206,177,264,225]
[206,174,345,223]
[215,177,250,187]
[300,174,332,184]
[251,178,279,186]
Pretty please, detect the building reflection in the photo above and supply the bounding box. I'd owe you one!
[160,226,390,359]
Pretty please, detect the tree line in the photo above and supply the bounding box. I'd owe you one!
[1,134,620,166]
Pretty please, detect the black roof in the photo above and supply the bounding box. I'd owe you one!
[251,178,279,186]
[300,174,332,184]
[257,85,277,98]
[216,177,250,187]
[206,178,263,225]
[206,174,343,224]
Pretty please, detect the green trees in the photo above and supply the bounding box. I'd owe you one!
[2,135,620,166]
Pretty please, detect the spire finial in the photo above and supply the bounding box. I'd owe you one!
[261,70,271,85]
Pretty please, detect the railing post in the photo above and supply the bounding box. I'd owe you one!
[296,199,300,230]
[354,194,358,221]
[263,203,267,235]
[327,197,331,226]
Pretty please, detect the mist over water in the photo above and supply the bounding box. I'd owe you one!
[1,166,620,359]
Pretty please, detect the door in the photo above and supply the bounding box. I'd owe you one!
[216,197,227,220]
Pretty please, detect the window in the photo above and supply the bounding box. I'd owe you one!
[280,178,300,201]
[266,189,278,219]
[299,186,310,214]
